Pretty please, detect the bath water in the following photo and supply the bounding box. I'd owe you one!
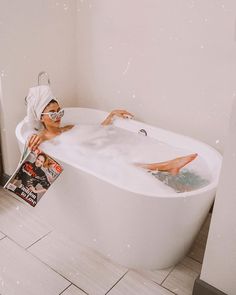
[40,124,211,196]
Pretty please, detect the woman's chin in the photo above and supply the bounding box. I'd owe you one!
[44,120,61,129]
[54,120,61,126]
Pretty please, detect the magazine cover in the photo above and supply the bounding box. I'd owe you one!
[4,146,63,207]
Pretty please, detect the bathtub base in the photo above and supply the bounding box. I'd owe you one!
[35,164,214,270]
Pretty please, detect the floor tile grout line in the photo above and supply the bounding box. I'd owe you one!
[186,254,203,265]
[2,230,53,252]
[2,236,72,291]
[160,265,177,287]
[11,235,90,294]
[27,248,89,295]
[161,259,202,285]
[27,250,73,286]
[0,229,5,236]
[159,266,176,286]
[26,230,54,250]
[59,283,72,295]
[5,235,32,250]
[2,233,124,295]
[65,283,89,295]
[155,283,177,295]
[0,236,7,242]
[105,270,129,295]
[133,269,177,295]
[0,235,5,241]
[164,287,178,295]
[159,260,202,295]
[27,238,126,295]
[0,187,59,221]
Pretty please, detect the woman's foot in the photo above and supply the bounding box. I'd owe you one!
[135,153,198,175]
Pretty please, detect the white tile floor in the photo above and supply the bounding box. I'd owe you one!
[0,188,211,295]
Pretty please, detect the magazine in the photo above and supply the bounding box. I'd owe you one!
[4,145,63,207]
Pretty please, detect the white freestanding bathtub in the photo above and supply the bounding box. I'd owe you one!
[15,107,222,270]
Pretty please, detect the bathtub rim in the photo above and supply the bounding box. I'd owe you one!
[15,107,222,199]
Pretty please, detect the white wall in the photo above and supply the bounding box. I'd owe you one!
[0,0,77,174]
[200,98,236,294]
[76,0,236,153]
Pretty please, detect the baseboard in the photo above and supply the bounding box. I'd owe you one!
[193,277,227,295]
[0,173,10,187]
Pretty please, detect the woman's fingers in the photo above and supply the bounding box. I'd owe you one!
[111,110,134,119]
[28,134,42,150]
[121,110,134,118]
[102,109,134,125]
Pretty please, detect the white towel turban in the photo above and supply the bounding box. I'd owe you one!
[25,85,58,130]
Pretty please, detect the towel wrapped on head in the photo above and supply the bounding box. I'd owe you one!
[25,85,58,130]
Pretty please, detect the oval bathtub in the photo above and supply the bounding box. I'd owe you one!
[15,107,222,270]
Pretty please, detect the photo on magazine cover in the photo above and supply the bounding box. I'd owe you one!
[5,148,63,207]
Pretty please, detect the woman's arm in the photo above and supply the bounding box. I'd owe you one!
[101,109,134,126]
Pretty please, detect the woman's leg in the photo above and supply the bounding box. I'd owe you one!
[135,153,198,175]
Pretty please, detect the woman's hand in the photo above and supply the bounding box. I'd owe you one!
[110,109,134,119]
[101,109,134,125]
[28,134,43,151]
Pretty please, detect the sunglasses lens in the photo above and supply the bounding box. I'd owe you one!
[59,109,64,118]
[49,113,57,120]
[49,109,64,121]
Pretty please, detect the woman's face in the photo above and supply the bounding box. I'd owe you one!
[35,155,46,168]
[41,102,62,129]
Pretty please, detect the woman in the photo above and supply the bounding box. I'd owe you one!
[27,85,197,175]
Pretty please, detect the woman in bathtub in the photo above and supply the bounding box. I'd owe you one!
[26,85,197,175]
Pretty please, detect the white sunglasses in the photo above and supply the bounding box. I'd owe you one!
[41,109,64,121]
